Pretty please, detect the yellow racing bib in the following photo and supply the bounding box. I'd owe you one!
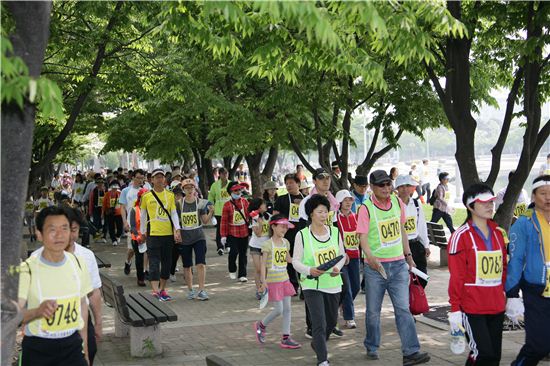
[444,191,451,202]
[378,217,401,248]
[40,295,80,334]
[543,263,550,298]
[476,250,503,286]
[289,203,300,222]
[181,211,199,229]
[314,247,337,266]
[513,203,527,217]
[325,211,335,226]
[232,210,245,226]
[343,231,359,250]
[404,216,417,235]
[272,247,288,269]
[260,221,270,237]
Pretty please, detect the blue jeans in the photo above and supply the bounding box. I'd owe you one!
[363,259,420,356]
[341,257,361,320]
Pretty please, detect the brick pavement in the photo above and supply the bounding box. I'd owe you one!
[91,228,535,366]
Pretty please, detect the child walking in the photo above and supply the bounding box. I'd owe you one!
[254,214,301,349]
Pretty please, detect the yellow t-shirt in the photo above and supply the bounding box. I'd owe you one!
[140,190,176,236]
[18,253,92,339]
[261,238,291,283]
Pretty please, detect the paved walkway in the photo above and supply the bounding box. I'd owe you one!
[90,228,532,366]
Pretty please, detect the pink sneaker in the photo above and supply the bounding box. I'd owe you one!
[159,290,172,301]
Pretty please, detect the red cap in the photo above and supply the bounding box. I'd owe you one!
[229,183,246,192]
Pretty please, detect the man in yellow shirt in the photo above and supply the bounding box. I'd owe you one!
[18,206,92,366]
[140,168,182,301]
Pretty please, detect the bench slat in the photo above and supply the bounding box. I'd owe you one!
[125,303,146,327]
[95,253,111,268]
[125,295,156,326]
[138,293,178,321]
[129,293,168,323]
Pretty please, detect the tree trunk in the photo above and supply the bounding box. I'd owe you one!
[246,151,263,198]
[1,3,52,365]
[493,2,550,231]
[260,145,279,185]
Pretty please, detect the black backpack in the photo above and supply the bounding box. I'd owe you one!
[428,190,437,206]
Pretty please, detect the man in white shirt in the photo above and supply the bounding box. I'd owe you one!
[396,175,430,288]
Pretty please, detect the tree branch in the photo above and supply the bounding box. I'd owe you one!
[104,25,158,58]
[288,134,316,173]
[486,66,524,186]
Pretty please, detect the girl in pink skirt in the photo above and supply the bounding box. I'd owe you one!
[254,214,301,349]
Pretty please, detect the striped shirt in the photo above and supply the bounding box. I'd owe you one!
[261,238,290,283]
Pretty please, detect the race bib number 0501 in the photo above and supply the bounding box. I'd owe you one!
[314,248,337,266]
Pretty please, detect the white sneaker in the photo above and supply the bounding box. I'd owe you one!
[224,247,230,254]
[239,277,248,283]
[170,274,176,282]
[318,361,330,366]
[112,240,118,246]
[229,272,237,280]
[100,238,107,244]
[345,320,357,329]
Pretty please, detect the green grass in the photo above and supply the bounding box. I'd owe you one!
[422,204,467,227]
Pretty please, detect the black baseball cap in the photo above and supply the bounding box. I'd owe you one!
[354,175,368,186]
[369,170,392,185]
[151,168,165,177]
[312,168,330,180]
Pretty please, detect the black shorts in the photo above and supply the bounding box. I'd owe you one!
[178,240,207,267]
[249,247,262,255]
[21,332,87,366]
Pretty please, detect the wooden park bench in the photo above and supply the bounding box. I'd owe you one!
[100,273,177,357]
[94,253,111,268]
[426,222,449,266]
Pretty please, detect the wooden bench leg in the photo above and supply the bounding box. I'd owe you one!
[130,324,162,357]
[115,315,129,337]
[439,247,448,267]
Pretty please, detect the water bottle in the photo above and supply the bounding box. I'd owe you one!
[450,327,466,354]
[211,216,217,226]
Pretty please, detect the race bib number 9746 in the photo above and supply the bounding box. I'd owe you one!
[41,296,80,333]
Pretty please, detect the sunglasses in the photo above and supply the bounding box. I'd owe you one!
[374,182,392,188]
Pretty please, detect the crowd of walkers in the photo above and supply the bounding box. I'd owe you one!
[17,159,550,366]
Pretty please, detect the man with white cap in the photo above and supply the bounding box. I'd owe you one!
[103,181,123,246]
[506,174,550,365]
[395,175,430,288]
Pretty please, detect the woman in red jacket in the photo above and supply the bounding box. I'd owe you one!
[447,183,507,366]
